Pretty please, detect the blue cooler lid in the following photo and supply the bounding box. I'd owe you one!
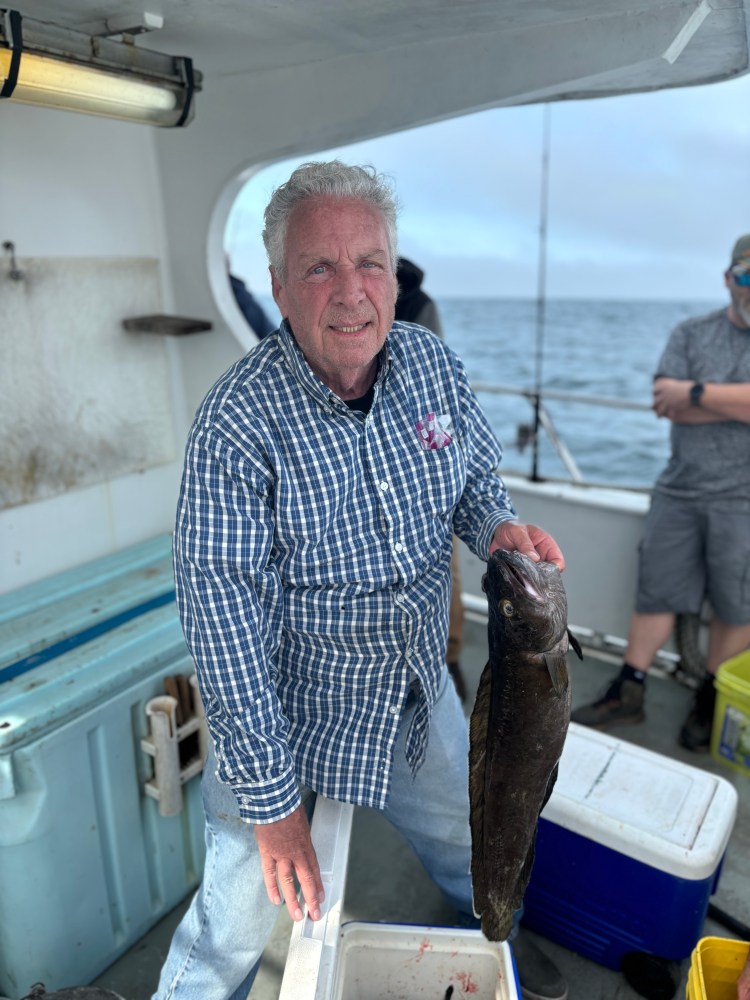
[542,723,738,880]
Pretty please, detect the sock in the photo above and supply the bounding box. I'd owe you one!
[621,662,647,684]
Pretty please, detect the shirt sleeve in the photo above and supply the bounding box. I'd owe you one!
[173,420,301,824]
[450,353,517,559]
[654,322,691,380]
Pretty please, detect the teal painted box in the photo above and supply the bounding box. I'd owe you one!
[0,540,205,997]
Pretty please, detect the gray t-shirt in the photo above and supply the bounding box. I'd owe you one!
[654,308,750,499]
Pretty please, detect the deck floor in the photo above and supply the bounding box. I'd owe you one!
[92,615,750,1000]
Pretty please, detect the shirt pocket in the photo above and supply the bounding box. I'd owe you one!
[416,437,466,517]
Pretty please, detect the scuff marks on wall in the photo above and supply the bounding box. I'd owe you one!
[1,257,178,509]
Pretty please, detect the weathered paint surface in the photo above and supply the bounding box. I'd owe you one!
[1,257,177,509]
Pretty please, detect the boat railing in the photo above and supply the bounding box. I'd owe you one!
[466,382,710,682]
[471,381,654,487]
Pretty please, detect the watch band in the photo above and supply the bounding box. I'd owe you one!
[690,382,705,406]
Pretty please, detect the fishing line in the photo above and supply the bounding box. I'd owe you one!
[532,103,551,482]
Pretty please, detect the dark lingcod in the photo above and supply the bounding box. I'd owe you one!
[469,548,582,941]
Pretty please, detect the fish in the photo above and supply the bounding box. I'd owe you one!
[469,548,582,941]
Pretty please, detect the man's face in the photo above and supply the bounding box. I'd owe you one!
[271,196,398,396]
[727,266,750,328]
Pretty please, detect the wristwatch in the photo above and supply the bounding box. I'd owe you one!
[690,382,705,406]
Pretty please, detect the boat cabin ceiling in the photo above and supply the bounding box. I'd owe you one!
[15,4,750,139]
[1,0,749,594]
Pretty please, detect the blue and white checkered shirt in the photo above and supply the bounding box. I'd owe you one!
[174,320,516,824]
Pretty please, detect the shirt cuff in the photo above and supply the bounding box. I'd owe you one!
[232,767,302,825]
[476,513,518,561]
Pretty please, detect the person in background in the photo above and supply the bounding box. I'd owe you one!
[153,161,569,1000]
[228,264,276,338]
[395,256,468,703]
[572,235,750,752]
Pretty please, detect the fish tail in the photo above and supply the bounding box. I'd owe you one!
[481,907,514,942]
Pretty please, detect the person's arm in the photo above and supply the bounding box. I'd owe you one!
[230,275,276,338]
[174,421,324,919]
[652,377,750,423]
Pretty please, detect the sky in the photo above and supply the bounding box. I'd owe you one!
[226,72,750,302]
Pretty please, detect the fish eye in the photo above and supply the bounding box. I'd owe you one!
[501,599,514,617]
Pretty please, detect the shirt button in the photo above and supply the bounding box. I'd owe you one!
[393,542,404,554]
[389,705,399,716]
[380,481,389,491]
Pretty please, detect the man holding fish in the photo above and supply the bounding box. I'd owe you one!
[154,161,570,1000]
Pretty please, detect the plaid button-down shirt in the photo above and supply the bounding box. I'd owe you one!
[174,320,516,823]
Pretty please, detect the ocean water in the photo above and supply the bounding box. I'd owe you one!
[257,295,722,489]
[442,297,723,488]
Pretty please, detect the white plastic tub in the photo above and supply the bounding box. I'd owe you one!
[333,922,518,1000]
[279,797,519,999]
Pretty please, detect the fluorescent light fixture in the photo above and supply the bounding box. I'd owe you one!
[0,9,201,126]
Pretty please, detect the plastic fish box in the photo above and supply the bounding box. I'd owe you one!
[278,797,519,1000]
[333,923,519,1000]
[522,723,738,970]
[686,936,750,1000]
[0,601,205,997]
[712,650,750,778]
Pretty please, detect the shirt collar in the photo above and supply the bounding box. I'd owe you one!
[276,319,394,409]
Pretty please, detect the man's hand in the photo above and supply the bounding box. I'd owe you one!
[254,805,325,921]
[490,521,565,571]
[652,377,693,419]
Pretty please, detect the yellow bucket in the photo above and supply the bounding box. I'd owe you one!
[686,936,749,999]
[711,651,750,779]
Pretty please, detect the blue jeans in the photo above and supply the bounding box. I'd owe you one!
[152,667,514,999]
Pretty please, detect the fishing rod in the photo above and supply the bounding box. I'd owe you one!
[531,103,551,482]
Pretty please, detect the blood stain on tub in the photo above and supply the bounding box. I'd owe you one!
[414,937,433,962]
[451,969,479,993]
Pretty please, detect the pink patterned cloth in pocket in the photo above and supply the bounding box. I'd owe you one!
[415,412,453,450]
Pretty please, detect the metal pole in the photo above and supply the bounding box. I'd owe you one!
[531,104,551,482]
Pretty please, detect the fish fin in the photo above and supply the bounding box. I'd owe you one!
[515,838,538,913]
[543,653,569,697]
[541,761,559,813]
[567,628,583,660]
[468,659,493,917]
[508,762,561,923]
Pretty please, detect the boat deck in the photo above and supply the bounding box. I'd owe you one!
[92,615,750,1000]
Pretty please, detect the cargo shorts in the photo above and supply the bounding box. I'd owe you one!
[636,492,750,625]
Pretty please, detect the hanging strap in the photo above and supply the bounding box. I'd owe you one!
[0,9,23,99]
[174,55,195,127]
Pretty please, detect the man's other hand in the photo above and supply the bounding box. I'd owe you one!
[254,805,325,921]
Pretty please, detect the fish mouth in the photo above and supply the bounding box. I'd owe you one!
[499,556,544,603]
